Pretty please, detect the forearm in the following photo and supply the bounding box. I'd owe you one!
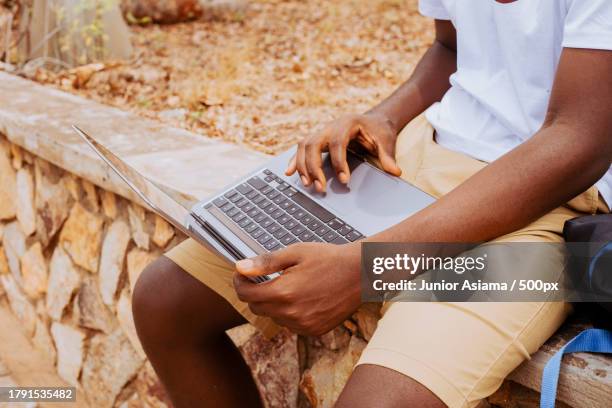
[372,123,611,244]
[368,26,457,133]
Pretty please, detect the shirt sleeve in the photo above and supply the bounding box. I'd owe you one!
[563,0,612,50]
[418,0,451,20]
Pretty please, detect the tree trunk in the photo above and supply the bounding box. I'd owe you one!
[17,0,132,68]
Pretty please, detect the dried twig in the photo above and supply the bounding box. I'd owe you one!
[27,25,61,57]
[2,12,11,63]
[20,55,72,74]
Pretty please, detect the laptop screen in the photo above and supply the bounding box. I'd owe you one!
[73,126,192,237]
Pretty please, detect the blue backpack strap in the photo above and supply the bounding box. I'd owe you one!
[540,328,612,408]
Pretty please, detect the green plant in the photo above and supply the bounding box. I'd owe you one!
[2,0,125,71]
[54,0,119,65]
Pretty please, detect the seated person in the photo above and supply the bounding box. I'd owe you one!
[132,1,612,407]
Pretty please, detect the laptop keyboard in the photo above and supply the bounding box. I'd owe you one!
[206,169,364,253]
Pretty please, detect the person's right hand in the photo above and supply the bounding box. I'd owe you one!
[285,112,402,192]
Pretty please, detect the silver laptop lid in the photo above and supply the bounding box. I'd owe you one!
[72,125,193,238]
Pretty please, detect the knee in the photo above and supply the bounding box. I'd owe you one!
[335,365,446,408]
[132,256,189,343]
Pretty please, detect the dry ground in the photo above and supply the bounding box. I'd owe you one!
[31,0,433,154]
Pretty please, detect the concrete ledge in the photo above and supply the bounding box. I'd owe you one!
[0,72,267,205]
[508,318,612,408]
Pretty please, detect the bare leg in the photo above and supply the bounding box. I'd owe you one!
[335,364,446,408]
[132,256,262,408]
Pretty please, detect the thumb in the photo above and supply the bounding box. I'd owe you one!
[376,137,402,177]
[235,248,297,277]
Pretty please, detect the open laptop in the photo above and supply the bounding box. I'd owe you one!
[73,125,435,283]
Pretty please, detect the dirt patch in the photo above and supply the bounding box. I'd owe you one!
[26,0,433,154]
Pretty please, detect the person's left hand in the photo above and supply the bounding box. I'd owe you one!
[233,242,362,336]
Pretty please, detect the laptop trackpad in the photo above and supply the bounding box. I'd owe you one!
[292,157,407,219]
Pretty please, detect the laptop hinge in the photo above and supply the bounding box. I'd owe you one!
[190,212,247,260]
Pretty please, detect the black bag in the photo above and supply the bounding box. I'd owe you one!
[563,214,612,328]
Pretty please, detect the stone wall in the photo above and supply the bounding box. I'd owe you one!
[0,134,178,407]
[0,131,383,408]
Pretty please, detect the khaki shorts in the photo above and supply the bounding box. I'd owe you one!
[165,115,608,408]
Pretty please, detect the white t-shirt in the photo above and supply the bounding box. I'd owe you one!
[419,0,612,206]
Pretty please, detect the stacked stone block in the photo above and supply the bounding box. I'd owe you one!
[0,135,177,407]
